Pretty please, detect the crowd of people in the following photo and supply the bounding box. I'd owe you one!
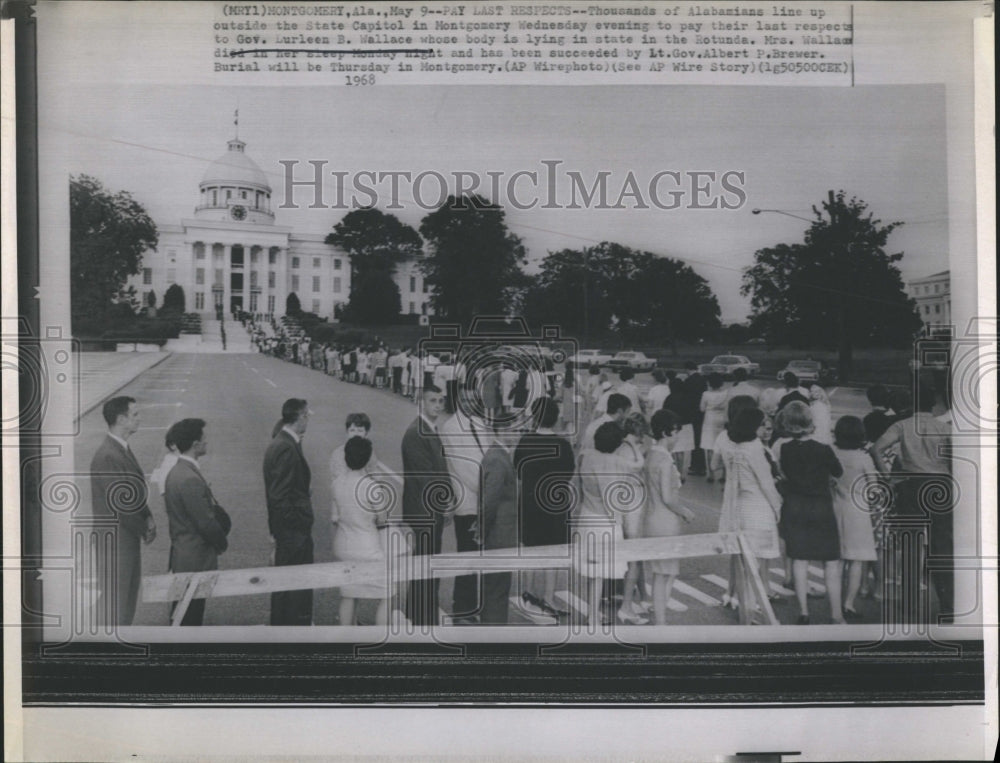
[92,331,954,629]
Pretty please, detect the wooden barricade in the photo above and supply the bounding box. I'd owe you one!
[143,531,778,626]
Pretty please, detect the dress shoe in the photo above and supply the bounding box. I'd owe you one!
[616,607,649,625]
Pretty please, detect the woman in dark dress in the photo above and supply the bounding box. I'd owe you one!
[514,398,576,618]
[663,377,695,479]
[775,401,845,624]
[510,369,529,411]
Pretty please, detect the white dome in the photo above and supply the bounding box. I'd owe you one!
[200,139,270,190]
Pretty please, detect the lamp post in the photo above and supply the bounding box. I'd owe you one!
[751,208,814,223]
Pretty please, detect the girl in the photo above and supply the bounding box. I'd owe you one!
[775,401,845,624]
[831,416,879,617]
[642,410,695,625]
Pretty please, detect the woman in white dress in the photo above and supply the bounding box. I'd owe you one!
[710,394,763,607]
[574,422,642,626]
[719,407,783,611]
[809,385,833,444]
[830,416,879,618]
[642,410,695,625]
[616,412,650,624]
[332,437,392,626]
[699,373,729,483]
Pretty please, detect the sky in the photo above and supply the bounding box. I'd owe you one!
[34,0,952,325]
[41,83,949,323]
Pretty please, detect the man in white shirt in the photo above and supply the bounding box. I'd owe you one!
[438,392,491,623]
[581,393,632,453]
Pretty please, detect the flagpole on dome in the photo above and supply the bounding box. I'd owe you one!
[234,102,240,141]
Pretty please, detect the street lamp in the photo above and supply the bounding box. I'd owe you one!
[751,208,814,223]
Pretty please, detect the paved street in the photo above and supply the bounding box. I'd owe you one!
[74,350,890,629]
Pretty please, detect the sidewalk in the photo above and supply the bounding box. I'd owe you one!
[75,350,173,420]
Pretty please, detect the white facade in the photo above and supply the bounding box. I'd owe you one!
[130,136,433,320]
[907,270,951,335]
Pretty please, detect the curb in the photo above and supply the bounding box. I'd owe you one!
[77,352,174,421]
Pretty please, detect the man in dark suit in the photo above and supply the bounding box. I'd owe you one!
[263,398,314,625]
[89,396,156,626]
[164,418,231,625]
[401,384,451,625]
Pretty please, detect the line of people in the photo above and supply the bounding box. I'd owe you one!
[90,358,952,628]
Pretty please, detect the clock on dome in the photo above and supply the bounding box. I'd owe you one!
[230,204,247,221]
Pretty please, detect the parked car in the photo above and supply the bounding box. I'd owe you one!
[698,354,760,378]
[568,349,613,368]
[777,359,837,385]
[606,351,656,372]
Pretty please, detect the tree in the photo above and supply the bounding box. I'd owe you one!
[285,292,301,315]
[326,208,422,325]
[162,284,185,314]
[741,191,922,382]
[634,253,721,347]
[418,194,527,328]
[341,270,402,325]
[70,174,158,326]
[146,290,157,309]
[524,242,720,345]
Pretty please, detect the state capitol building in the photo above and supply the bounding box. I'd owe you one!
[127,133,433,321]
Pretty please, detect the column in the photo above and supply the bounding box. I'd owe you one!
[278,247,289,315]
[242,243,250,311]
[223,244,232,315]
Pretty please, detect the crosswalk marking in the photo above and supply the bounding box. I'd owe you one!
[673,580,721,606]
[552,590,688,616]
[767,580,795,597]
[768,566,826,593]
[555,589,588,617]
[508,596,557,625]
[700,573,729,590]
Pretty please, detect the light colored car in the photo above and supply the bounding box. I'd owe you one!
[606,351,656,372]
[568,349,613,368]
[698,354,760,378]
[777,359,836,385]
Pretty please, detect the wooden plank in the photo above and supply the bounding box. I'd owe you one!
[169,576,198,626]
[143,533,745,604]
[738,534,779,626]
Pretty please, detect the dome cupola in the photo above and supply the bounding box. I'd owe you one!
[195,136,274,225]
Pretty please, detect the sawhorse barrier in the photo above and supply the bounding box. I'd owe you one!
[143,531,778,626]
